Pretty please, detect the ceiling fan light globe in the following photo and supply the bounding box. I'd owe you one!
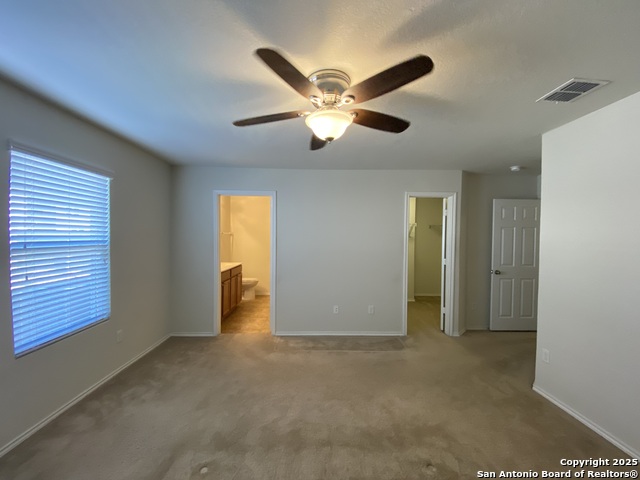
[305,108,353,141]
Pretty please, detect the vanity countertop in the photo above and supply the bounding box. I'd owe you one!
[221,262,241,272]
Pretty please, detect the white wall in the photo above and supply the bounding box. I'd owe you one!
[229,196,271,295]
[171,168,463,335]
[0,79,171,453]
[463,173,539,329]
[534,91,640,457]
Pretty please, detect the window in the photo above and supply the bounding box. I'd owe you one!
[9,147,111,357]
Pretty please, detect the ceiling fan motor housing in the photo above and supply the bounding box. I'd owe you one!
[308,69,351,106]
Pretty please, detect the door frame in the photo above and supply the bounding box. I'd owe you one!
[403,192,459,336]
[212,190,277,335]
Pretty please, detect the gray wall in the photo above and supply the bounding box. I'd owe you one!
[0,79,172,452]
[170,167,538,337]
[170,167,464,335]
[463,172,539,330]
[535,91,640,457]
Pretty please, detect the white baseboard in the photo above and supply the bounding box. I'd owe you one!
[0,335,170,459]
[275,331,404,336]
[414,293,441,297]
[532,384,640,459]
[452,327,466,337]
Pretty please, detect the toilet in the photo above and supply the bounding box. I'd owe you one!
[242,277,259,300]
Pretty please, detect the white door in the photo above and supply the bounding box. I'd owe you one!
[490,199,540,330]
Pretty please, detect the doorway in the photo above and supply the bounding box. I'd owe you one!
[213,191,276,335]
[403,192,457,336]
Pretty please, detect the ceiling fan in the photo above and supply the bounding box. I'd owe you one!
[233,48,434,150]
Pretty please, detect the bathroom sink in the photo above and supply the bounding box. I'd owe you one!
[221,262,241,272]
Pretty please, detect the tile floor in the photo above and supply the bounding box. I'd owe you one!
[221,295,270,333]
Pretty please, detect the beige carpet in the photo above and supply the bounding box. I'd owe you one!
[0,297,633,479]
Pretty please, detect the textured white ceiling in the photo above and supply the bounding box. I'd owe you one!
[1,0,640,173]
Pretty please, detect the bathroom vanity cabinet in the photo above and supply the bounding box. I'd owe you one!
[221,263,242,319]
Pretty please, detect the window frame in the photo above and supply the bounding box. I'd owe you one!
[8,144,112,357]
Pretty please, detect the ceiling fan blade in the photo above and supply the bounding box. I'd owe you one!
[310,134,327,150]
[233,110,307,126]
[351,109,410,133]
[256,48,323,100]
[343,55,434,104]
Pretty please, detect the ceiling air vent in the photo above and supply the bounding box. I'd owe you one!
[536,78,610,103]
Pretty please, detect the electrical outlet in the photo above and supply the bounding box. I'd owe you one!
[333,305,339,314]
[368,305,375,315]
[542,348,550,364]
[116,329,123,343]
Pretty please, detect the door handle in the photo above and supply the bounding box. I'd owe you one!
[491,270,501,275]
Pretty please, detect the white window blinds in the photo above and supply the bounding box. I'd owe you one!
[9,148,111,356]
